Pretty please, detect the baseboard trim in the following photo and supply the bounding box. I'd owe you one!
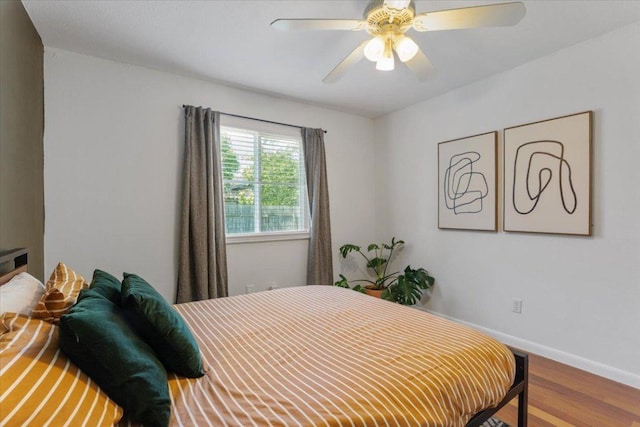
[417,308,640,390]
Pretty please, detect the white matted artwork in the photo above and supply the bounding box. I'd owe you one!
[438,131,497,231]
[503,111,592,236]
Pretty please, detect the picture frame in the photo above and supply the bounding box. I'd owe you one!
[503,111,592,236]
[438,131,498,231]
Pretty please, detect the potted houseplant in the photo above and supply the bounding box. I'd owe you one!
[334,237,435,305]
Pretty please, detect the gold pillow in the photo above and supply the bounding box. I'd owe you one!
[31,263,88,323]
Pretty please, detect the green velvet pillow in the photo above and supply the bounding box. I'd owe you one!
[89,269,121,304]
[58,289,171,427]
[121,273,204,378]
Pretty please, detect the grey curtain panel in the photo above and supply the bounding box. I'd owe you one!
[177,106,228,303]
[302,128,333,286]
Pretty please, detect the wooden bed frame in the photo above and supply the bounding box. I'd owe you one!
[0,247,528,426]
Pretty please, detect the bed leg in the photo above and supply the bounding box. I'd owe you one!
[517,352,529,427]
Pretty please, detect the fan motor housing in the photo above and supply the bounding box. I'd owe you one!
[364,0,416,28]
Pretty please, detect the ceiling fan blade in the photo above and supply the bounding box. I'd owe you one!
[413,2,526,32]
[404,48,436,81]
[323,40,368,84]
[271,19,366,31]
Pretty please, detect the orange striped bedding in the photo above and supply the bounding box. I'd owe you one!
[153,286,515,427]
[2,285,514,427]
[0,312,123,426]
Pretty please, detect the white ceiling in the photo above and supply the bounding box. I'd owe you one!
[22,0,640,118]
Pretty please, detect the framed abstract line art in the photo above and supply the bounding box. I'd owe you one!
[503,111,592,236]
[438,131,497,231]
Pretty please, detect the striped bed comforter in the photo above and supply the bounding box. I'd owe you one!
[1,285,514,427]
[163,286,515,427]
[0,312,123,426]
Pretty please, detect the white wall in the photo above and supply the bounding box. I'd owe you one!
[43,48,375,301]
[44,24,640,388]
[374,23,640,387]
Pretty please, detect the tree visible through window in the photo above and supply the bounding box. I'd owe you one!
[221,125,309,235]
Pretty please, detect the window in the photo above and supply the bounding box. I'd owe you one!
[220,117,309,240]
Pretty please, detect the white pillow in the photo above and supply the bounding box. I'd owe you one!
[0,272,46,315]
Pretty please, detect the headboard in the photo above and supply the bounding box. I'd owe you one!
[0,248,28,286]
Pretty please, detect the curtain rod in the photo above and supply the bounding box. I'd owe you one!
[181,105,327,134]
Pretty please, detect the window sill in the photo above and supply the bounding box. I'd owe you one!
[226,231,310,245]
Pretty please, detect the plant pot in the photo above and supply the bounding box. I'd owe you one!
[365,287,384,298]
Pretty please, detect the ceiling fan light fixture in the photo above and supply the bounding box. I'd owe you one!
[394,35,419,62]
[272,0,527,82]
[364,36,385,62]
[376,49,395,71]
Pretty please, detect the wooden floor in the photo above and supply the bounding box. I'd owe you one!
[494,352,640,426]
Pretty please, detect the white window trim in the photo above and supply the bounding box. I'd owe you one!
[226,230,310,244]
[220,116,310,239]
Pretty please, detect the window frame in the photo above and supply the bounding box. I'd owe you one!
[220,116,310,243]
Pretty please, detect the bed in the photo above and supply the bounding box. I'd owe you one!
[0,248,528,427]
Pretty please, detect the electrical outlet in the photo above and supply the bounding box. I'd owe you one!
[246,284,256,294]
[512,298,523,314]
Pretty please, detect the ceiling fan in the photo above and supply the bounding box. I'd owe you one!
[271,0,526,83]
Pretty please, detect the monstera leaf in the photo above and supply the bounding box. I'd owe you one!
[382,266,434,305]
[339,244,361,258]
